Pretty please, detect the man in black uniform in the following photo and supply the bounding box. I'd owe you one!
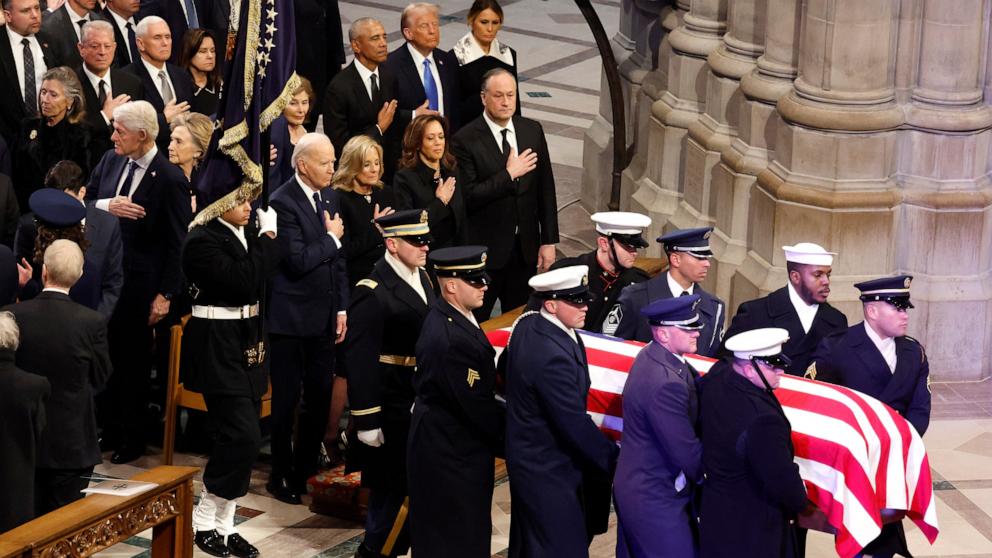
[606,227,725,356]
[699,327,811,558]
[549,212,650,333]
[808,275,930,558]
[343,209,435,558]
[408,245,504,558]
[181,189,280,558]
[723,242,847,377]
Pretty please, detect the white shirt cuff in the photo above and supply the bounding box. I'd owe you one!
[327,231,342,249]
[337,311,346,316]
[95,198,112,212]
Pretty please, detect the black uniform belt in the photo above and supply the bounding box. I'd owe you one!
[191,304,259,319]
[379,354,416,367]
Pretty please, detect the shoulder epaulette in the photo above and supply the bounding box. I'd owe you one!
[356,279,378,290]
[904,335,927,362]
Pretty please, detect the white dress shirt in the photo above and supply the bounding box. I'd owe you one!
[540,308,577,343]
[94,145,158,211]
[63,3,93,41]
[82,64,115,124]
[864,321,897,374]
[407,42,444,116]
[141,56,176,101]
[385,251,427,304]
[105,9,137,60]
[482,111,518,154]
[787,282,820,334]
[295,175,342,249]
[217,218,248,251]
[6,26,47,103]
[667,271,694,297]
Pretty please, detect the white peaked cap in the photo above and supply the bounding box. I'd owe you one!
[724,328,790,360]
[591,212,651,235]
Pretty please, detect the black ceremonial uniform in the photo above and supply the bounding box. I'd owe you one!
[408,298,504,558]
[344,256,434,557]
[723,286,848,377]
[181,219,280,499]
[698,362,808,558]
[550,251,649,334]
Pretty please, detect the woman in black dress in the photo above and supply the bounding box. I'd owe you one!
[12,67,94,212]
[179,29,221,117]
[269,77,316,188]
[393,115,467,250]
[450,0,520,124]
[332,134,396,287]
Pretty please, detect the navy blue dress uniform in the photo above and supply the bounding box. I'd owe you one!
[182,186,280,558]
[807,275,930,558]
[606,227,726,356]
[614,295,704,558]
[504,265,619,558]
[343,210,435,558]
[550,212,650,334]
[723,243,847,377]
[698,328,809,558]
[407,246,505,558]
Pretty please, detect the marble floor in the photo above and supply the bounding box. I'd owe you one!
[83,0,992,556]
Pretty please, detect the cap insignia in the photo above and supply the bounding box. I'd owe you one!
[904,277,912,288]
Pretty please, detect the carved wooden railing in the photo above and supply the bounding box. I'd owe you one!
[0,466,198,558]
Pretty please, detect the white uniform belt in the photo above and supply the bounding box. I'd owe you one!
[191,304,259,320]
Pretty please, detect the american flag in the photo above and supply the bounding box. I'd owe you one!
[487,327,939,557]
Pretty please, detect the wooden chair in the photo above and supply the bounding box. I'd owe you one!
[162,315,272,465]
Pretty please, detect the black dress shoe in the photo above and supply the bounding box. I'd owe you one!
[194,530,230,557]
[354,543,381,558]
[98,434,121,452]
[265,475,301,505]
[110,442,146,464]
[226,533,259,558]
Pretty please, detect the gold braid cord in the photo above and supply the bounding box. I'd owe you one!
[191,0,302,229]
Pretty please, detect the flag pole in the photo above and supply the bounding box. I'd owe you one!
[261,127,272,211]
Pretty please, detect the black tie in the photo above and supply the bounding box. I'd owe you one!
[76,19,87,38]
[119,161,137,197]
[500,128,510,159]
[370,74,380,104]
[312,192,322,219]
[680,290,690,297]
[21,39,37,116]
[126,22,140,63]
[97,79,108,108]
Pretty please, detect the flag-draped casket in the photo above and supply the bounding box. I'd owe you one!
[486,328,939,558]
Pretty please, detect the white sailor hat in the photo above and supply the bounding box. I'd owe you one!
[783,242,836,266]
[591,212,652,248]
[529,265,593,304]
[724,327,791,366]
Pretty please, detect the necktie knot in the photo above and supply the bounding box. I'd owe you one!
[680,290,690,297]
[21,38,29,46]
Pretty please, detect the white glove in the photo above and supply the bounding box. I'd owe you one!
[256,207,277,237]
[357,428,384,447]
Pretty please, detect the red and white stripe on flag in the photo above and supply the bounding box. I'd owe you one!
[487,327,939,558]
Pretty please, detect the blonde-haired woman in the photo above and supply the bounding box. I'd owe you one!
[168,112,213,213]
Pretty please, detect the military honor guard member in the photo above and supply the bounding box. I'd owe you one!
[606,227,726,357]
[549,212,651,333]
[343,209,435,558]
[807,275,930,558]
[698,328,810,558]
[614,294,705,558]
[407,245,505,558]
[723,243,847,376]
[504,265,619,558]
[181,189,281,558]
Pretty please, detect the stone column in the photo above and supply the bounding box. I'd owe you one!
[581,0,669,213]
[627,0,728,252]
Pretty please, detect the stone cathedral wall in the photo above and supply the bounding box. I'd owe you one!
[582,0,992,381]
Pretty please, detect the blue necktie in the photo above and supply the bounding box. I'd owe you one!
[183,0,199,28]
[422,58,438,111]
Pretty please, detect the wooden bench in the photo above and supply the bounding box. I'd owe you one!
[0,466,198,558]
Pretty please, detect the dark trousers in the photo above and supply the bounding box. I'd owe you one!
[100,280,155,446]
[364,488,410,557]
[35,466,93,516]
[474,238,532,321]
[269,333,334,484]
[202,394,262,500]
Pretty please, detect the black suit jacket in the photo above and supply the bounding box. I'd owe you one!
[7,292,111,469]
[122,60,194,149]
[722,285,848,377]
[0,350,49,532]
[0,174,20,247]
[384,44,460,132]
[451,114,558,269]
[86,148,191,299]
[267,177,349,337]
[101,8,138,68]
[77,66,145,160]
[321,61,401,177]
[392,160,468,249]
[294,0,344,127]
[41,5,106,67]
[0,26,62,145]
